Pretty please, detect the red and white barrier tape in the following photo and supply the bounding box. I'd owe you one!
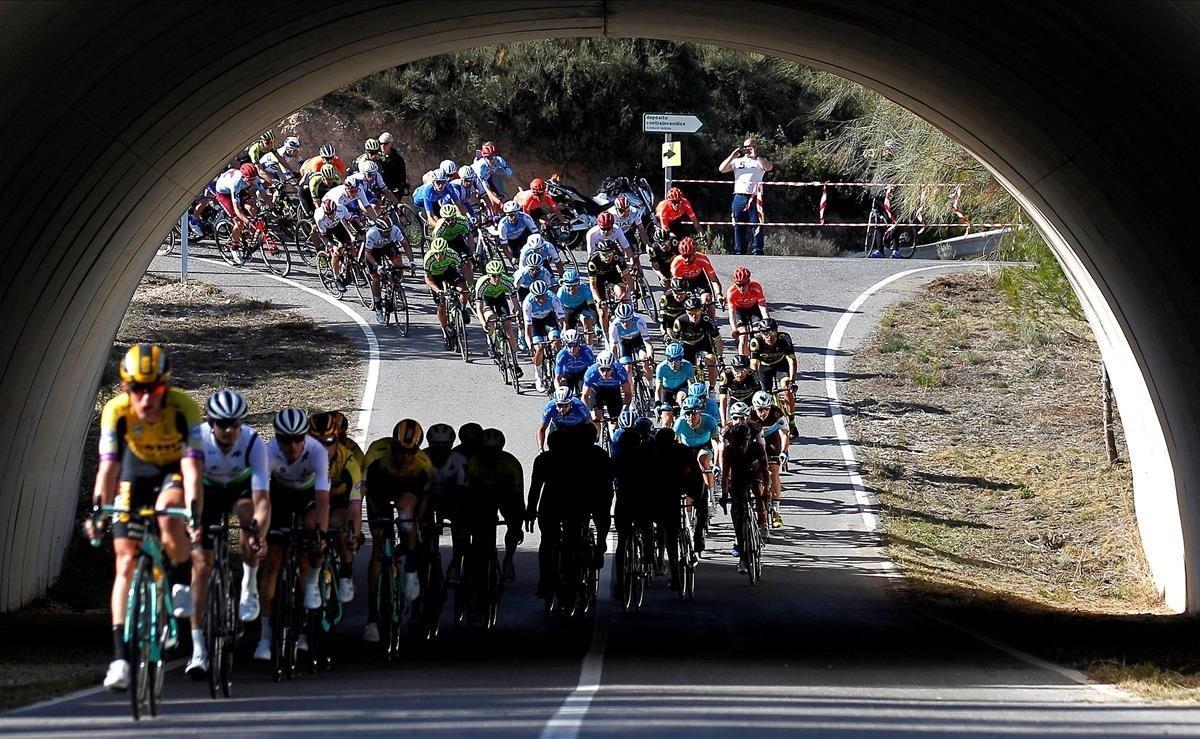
[818,183,828,225]
[702,220,1008,228]
[671,178,961,188]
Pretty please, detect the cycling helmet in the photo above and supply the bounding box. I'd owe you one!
[614,194,630,211]
[632,417,654,436]
[726,421,751,444]
[274,407,309,437]
[457,165,476,182]
[502,200,521,215]
[597,239,617,253]
[392,418,424,449]
[678,237,697,257]
[670,278,689,292]
[730,401,751,420]
[432,171,450,184]
[688,381,708,398]
[344,179,360,191]
[529,280,549,297]
[284,136,301,150]
[618,407,637,429]
[733,266,751,285]
[426,422,456,446]
[530,178,546,194]
[485,259,506,276]
[561,268,580,285]
[731,354,751,371]
[260,130,275,143]
[667,187,683,202]
[553,386,574,404]
[665,343,685,361]
[319,164,338,180]
[459,422,483,447]
[682,396,704,412]
[364,138,381,153]
[760,317,779,332]
[596,212,615,230]
[480,142,497,157]
[683,296,703,311]
[372,214,392,230]
[522,252,543,268]
[358,159,379,175]
[752,391,773,410]
[439,160,457,176]
[526,234,545,250]
[206,389,248,421]
[614,303,635,321]
[429,237,450,253]
[481,427,506,451]
[120,343,171,384]
[597,351,616,369]
[562,329,580,346]
[308,410,342,443]
[239,163,258,178]
[319,143,336,158]
[439,203,460,219]
[378,132,394,144]
[321,199,336,214]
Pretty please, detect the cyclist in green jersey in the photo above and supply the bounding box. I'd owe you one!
[474,260,523,372]
[432,203,477,283]
[424,238,473,351]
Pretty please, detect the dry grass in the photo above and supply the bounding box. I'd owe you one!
[0,273,366,710]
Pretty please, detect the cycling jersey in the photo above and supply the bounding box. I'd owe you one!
[671,314,721,347]
[247,141,271,165]
[266,436,330,491]
[100,388,204,466]
[556,283,595,310]
[424,249,462,277]
[656,197,696,229]
[429,449,467,506]
[727,281,767,311]
[670,253,717,281]
[472,155,514,194]
[433,214,471,242]
[607,205,643,233]
[555,344,596,378]
[215,169,261,198]
[519,239,560,266]
[474,274,515,302]
[674,413,719,449]
[323,184,369,211]
[314,203,352,235]
[583,362,629,390]
[522,292,565,324]
[585,225,630,257]
[497,213,539,247]
[258,149,296,178]
[655,359,695,391]
[200,424,268,490]
[659,292,688,325]
[366,224,405,249]
[513,265,556,292]
[327,441,364,502]
[516,190,558,216]
[363,438,434,498]
[587,252,627,286]
[718,369,765,403]
[345,171,387,197]
[413,181,471,217]
[300,154,349,178]
[541,397,591,426]
[750,332,796,366]
[308,173,340,202]
[607,316,650,348]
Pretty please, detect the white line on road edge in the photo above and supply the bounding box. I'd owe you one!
[540,550,615,739]
[6,658,186,715]
[827,263,1132,701]
[188,257,381,446]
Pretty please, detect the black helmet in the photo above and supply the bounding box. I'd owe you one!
[683,296,702,311]
[481,427,506,451]
[759,317,778,332]
[731,354,751,370]
[426,423,456,446]
[458,422,483,447]
[670,278,689,292]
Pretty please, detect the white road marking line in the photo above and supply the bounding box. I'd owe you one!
[6,658,185,715]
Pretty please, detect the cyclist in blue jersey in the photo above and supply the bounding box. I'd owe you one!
[522,280,566,393]
[556,268,598,345]
[537,386,592,450]
[606,302,655,382]
[513,252,557,303]
[413,171,473,228]
[655,342,695,426]
[519,233,562,278]
[582,350,632,439]
[554,329,596,392]
[688,381,722,421]
[472,141,516,212]
[497,200,539,262]
[674,395,720,510]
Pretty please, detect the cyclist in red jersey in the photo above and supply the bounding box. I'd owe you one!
[669,237,724,318]
[515,178,564,230]
[726,266,770,356]
[655,187,697,239]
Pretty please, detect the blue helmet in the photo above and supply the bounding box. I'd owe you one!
[687,382,708,398]
[562,268,580,285]
[682,396,704,412]
[665,343,685,362]
[632,417,655,436]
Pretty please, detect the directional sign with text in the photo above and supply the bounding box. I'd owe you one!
[643,113,703,134]
[661,141,682,168]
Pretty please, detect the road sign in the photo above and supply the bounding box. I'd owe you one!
[661,141,682,168]
[643,113,703,134]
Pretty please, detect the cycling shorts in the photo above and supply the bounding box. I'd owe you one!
[267,482,316,545]
[529,314,561,344]
[757,362,790,391]
[592,268,624,290]
[366,243,400,271]
[428,267,465,291]
[199,478,252,550]
[215,191,252,218]
[617,335,649,361]
[681,338,716,364]
[563,304,597,330]
[733,307,759,328]
[321,223,351,246]
[590,386,624,420]
[113,452,183,541]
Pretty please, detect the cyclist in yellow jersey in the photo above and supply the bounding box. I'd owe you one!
[309,410,364,604]
[84,344,205,691]
[361,419,433,642]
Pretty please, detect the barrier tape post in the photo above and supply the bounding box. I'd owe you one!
[179,213,189,285]
[818,182,828,225]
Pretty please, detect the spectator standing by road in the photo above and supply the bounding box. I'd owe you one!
[719,138,773,256]
[377,132,409,198]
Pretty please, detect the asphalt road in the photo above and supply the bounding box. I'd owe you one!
[4,244,1199,736]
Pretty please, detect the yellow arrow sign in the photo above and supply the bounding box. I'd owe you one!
[661,141,682,168]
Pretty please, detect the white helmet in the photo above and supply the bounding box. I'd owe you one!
[522,252,544,268]
[730,401,751,420]
[358,159,379,175]
[284,136,301,150]
[439,160,457,176]
[751,391,773,409]
[597,351,616,369]
[561,329,580,345]
[457,165,476,182]
[553,386,573,404]
[502,200,521,215]
[526,234,545,250]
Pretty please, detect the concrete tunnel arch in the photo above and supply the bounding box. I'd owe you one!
[0,0,1196,612]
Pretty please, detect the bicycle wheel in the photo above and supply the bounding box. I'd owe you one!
[214,220,237,266]
[292,221,319,267]
[206,565,225,699]
[316,251,340,297]
[259,228,292,276]
[507,337,523,394]
[270,566,287,682]
[396,202,426,250]
[741,512,759,586]
[127,559,152,720]
[378,561,396,660]
[455,302,470,363]
[619,533,635,611]
[157,225,179,256]
[147,567,168,718]
[891,227,918,258]
[486,554,501,630]
[220,563,237,697]
[556,243,579,272]
[453,552,469,625]
[635,269,659,323]
[387,276,410,336]
[352,263,373,309]
[750,515,764,582]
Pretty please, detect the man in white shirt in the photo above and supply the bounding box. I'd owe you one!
[718,138,774,256]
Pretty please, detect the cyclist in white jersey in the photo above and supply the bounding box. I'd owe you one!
[607,302,655,381]
[585,212,632,258]
[253,408,330,661]
[186,390,271,679]
[606,194,651,251]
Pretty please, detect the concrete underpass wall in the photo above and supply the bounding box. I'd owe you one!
[0,0,1196,612]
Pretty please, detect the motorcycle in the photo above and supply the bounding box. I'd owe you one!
[545,176,605,250]
[595,175,656,233]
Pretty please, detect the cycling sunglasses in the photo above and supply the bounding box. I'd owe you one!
[127,382,166,396]
[210,419,240,430]
[276,434,305,445]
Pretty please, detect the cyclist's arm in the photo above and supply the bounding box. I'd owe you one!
[313,443,331,534]
[248,433,271,538]
[346,453,364,541]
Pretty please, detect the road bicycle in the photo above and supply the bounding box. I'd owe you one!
[674,493,698,601]
[267,513,309,682]
[215,216,292,276]
[728,481,764,585]
[415,518,446,641]
[304,528,346,673]
[545,518,599,618]
[90,504,190,720]
[368,514,414,661]
[486,313,524,394]
[439,288,471,363]
[453,518,507,630]
[628,262,659,324]
[375,256,410,335]
[203,515,246,699]
[617,518,655,611]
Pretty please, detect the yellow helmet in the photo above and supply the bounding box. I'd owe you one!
[392,418,424,450]
[308,410,346,444]
[119,343,171,384]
